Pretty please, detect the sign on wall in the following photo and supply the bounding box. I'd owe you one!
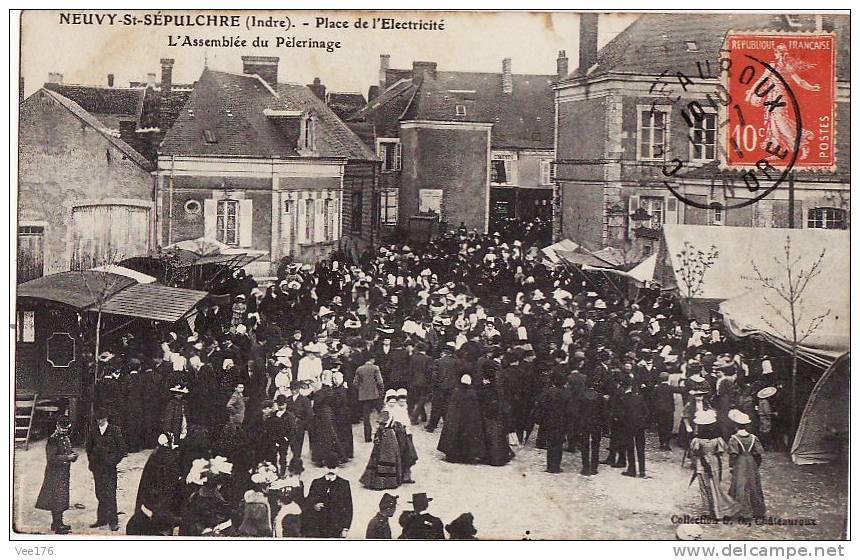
[419,189,443,215]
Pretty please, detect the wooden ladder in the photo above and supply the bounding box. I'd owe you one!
[14,396,39,450]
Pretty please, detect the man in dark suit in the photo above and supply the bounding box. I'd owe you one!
[408,342,434,424]
[426,346,463,433]
[355,357,384,442]
[398,493,444,540]
[619,378,649,478]
[86,408,127,530]
[579,387,607,476]
[386,339,413,391]
[304,458,353,538]
[285,382,313,474]
[652,372,676,450]
[534,372,570,473]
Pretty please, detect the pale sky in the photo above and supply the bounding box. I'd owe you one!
[20,10,638,96]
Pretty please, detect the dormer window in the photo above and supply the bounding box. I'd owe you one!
[685,41,699,52]
[203,129,217,144]
[302,115,316,151]
[455,105,467,117]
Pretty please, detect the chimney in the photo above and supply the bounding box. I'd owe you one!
[146,72,157,88]
[578,14,599,75]
[412,61,437,84]
[501,58,513,94]
[557,50,569,80]
[47,72,63,84]
[242,55,279,87]
[367,85,380,102]
[159,58,175,134]
[160,58,174,94]
[379,54,390,88]
[107,74,115,87]
[308,77,326,101]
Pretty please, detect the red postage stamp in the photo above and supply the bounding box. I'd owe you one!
[724,32,836,170]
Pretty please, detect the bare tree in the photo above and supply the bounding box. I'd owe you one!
[749,236,830,433]
[674,241,719,317]
[79,249,126,434]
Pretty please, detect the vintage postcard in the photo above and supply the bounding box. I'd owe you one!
[11,9,850,543]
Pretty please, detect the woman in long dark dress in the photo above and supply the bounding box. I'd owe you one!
[36,416,78,534]
[479,372,514,466]
[728,411,767,518]
[437,375,487,463]
[310,374,344,467]
[127,433,181,535]
[330,371,354,461]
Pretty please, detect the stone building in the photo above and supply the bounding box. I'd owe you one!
[18,88,155,282]
[157,56,377,274]
[554,13,850,257]
[347,55,558,248]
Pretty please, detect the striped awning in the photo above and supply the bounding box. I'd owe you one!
[95,283,208,323]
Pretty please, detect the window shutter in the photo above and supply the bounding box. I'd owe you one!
[204,199,217,239]
[665,197,679,225]
[239,199,253,247]
[627,194,640,237]
[394,142,402,171]
[314,198,325,243]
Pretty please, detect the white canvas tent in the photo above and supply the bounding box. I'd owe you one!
[658,224,849,320]
[790,353,850,465]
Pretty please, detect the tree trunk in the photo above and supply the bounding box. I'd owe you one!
[791,347,798,447]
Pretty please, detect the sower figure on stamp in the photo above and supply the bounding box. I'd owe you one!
[86,407,128,531]
[36,415,78,534]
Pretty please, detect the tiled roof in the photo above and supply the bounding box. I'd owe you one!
[350,70,555,150]
[326,92,367,120]
[405,71,555,149]
[43,83,144,125]
[160,70,376,161]
[37,88,154,171]
[568,13,850,81]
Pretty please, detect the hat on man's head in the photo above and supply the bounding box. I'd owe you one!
[384,389,398,401]
[396,388,408,398]
[408,492,433,511]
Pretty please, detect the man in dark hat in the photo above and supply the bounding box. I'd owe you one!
[398,493,444,540]
[285,382,313,474]
[36,415,78,534]
[365,493,398,539]
[86,407,127,531]
[304,456,353,538]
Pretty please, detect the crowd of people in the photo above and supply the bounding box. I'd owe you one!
[35,217,794,537]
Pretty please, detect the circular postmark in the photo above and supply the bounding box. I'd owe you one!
[647,35,805,211]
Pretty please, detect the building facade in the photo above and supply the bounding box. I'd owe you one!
[157,56,378,275]
[18,89,155,282]
[554,13,850,257]
[347,55,559,247]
